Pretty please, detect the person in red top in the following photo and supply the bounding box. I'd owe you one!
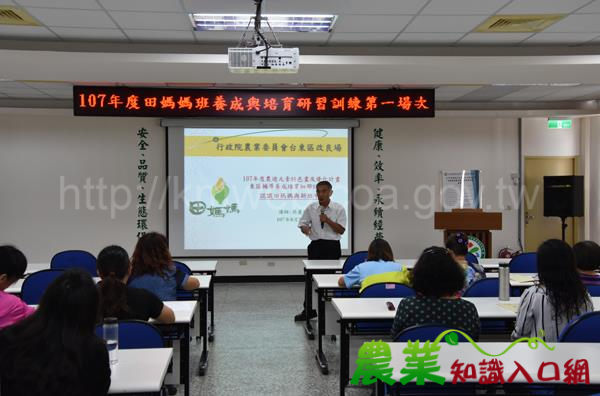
[0,245,35,329]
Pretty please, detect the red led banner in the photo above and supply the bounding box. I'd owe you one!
[73,87,434,118]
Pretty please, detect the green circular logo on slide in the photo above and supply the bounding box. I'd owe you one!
[468,236,486,258]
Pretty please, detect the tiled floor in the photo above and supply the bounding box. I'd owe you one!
[187,282,373,396]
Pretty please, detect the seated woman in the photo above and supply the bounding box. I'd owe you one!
[512,239,592,342]
[445,233,485,294]
[338,239,409,291]
[573,240,600,286]
[97,245,175,323]
[0,245,35,329]
[0,269,111,396]
[128,232,199,301]
[391,246,480,341]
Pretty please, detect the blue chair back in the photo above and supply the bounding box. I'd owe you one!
[173,261,194,300]
[51,250,97,277]
[559,311,600,342]
[462,278,499,297]
[586,285,600,297]
[465,253,479,265]
[356,282,413,333]
[509,252,537,273]
[95,320,164,349]
[394,324,470,342]
[342,251,368,274]
[334,251,368,298]
[21,269,65,304]
[360,282,415,298]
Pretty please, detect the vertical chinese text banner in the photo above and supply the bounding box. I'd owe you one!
[373,128,384,239]
[137,128,149,238]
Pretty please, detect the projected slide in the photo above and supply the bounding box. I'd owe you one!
[183,128,350,252]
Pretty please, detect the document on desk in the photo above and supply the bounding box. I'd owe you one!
[510,274,535,283]
[497,303,519,314]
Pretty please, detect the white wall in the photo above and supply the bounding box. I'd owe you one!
[522,117,580,157]
[354,117,520,259]
[520,117,584,242]
[589,117,600,242]
[0,111,166,262]
[0,110,521,274]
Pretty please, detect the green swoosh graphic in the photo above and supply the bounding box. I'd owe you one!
[431,329,555,357]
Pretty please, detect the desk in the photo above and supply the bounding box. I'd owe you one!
[333,296,600,395]
[310,272,535,374]
[108,348,173,395]
[485,272,537,288]
[180,259,217,342]
[7,276,101,294]
[398,257,511,271]
[154,300,196,396]
[25,262,51,274]
[28,300,196,396]
[303,257,511,340]
[191,274,212,376]
[302,259,345,339]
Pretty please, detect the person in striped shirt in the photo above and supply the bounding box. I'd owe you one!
[512,239,592,343]
[573,240,600,286]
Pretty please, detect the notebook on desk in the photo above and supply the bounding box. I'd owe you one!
[497,302,519,314]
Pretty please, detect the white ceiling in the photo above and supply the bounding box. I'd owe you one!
[0,0,599,111]
[1,0,600,45]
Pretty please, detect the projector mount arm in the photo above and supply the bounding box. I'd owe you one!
[235,0,283,69]
[252,0,271,69]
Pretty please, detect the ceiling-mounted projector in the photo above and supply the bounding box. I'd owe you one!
[228,46,299,73]
[227,0,300,74]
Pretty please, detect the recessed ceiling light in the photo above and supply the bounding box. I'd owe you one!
[190,14,336,33]
[492,83,581,87]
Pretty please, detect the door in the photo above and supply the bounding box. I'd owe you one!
[524,157,575,251]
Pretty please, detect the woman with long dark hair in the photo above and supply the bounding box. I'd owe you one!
[512,239,592,342]
[129,232,199,300]
[97,245,174,323]
[0,269,111,396]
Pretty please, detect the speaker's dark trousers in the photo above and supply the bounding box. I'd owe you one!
[303,239,342,311]
[308,239,342,260]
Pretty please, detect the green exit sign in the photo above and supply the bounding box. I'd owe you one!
[548,119,572,129]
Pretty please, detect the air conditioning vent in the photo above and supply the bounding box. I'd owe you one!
[0,6,39,26]
[475,14,564,33]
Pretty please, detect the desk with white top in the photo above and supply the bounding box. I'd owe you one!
[179,259,217,342]
[302,257,511,339]
[153,300,196,396]
[24,289,203,396]
[192,274,212,376]
[302,259,346,339]
[108,348,173,395]
[26,301,195,396]
[310,271,535,374]
[333,296,600,396]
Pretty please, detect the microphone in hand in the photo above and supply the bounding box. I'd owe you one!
[320,207,325,229]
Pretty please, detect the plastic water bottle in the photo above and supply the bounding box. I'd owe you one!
[499,263,510,301]
[103,317,119,366]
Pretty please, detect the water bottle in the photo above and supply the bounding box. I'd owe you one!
[103,317,119,366]
[499,263,510,301]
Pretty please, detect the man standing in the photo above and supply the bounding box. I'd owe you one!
[295,180,347,321]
